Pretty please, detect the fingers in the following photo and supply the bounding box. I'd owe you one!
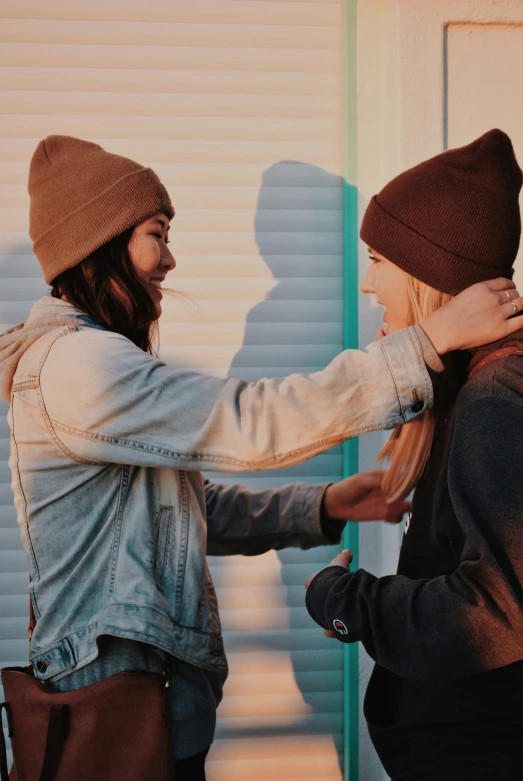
[490,284,523,325]
[386,497,410,511]
[430,278,522,353]
[384,512,408,524]
[503,295,523,317]
[384,499,411,523]
[486,277,517,292]
[375,323,390,340]
[304,574,315,589]
[502,308,523,335]
[499,288,518,304]
[498,285,521,307]
[324,629,336,638]
[330,549,353,569]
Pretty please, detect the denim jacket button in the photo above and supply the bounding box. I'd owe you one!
[36,660,49,673]
[411,400,424,413]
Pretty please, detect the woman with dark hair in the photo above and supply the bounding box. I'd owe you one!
[1,135,522,780]
[51,226,159,354]
[305,129,523,781]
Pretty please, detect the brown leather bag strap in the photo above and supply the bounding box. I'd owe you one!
[29,577,36,641]
[468,347,523,379]
[0,702,12,781]
[38,705,69,781]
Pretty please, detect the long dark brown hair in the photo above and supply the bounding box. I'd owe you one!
[51,229,158,354]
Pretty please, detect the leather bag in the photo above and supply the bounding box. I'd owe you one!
[1,589,174,781]
[0,665,174,781]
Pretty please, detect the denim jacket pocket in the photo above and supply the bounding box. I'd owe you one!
[154,505,174,593]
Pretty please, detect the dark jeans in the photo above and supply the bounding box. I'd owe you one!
[174,748,209,781]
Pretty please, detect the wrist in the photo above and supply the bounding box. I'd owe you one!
[321,483,337,519]
[419,316,450,355]
[320,484,345,542]
[413,324,444,372]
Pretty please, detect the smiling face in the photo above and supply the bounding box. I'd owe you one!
[360,247,411,334]
[127,212,175,317]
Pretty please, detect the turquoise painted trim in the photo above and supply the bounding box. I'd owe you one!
[342,1,359,780]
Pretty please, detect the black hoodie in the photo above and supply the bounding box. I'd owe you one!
[306,335,523,779]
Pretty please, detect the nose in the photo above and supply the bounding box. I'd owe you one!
[360,265,375,294]
[162,245,176,272]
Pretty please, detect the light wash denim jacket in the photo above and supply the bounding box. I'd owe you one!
[1,296,436,684]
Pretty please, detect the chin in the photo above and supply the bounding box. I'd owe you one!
[389,321,409,334]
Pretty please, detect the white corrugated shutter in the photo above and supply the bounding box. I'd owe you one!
[0,3,345,778]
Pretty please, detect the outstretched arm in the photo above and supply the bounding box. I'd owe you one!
[206,471,409,556]
[305,396,523,683]
[40,279,521,471]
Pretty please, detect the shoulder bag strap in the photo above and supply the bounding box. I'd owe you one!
[29,585,36,642]
[38,705,69,781]
[0,703,12,781]
[468,347,523,380]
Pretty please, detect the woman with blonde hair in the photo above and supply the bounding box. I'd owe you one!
[306,129,523,781]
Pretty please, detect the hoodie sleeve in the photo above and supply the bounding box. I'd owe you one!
[38,324,433,471]
[305,395,523,683]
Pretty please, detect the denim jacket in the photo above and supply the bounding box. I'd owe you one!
[1,296,435,683]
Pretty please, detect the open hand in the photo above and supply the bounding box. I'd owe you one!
[322,470,409,523]
[422,278,523,354]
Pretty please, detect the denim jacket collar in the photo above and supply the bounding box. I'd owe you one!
[0,295,102,402]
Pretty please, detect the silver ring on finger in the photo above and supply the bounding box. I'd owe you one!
[505,289,513,302]
[512,301,518,314]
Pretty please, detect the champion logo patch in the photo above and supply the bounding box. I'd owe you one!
[333,619,349,635]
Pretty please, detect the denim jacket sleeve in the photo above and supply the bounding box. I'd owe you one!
[205,479,336,555]
[39,324,434,471]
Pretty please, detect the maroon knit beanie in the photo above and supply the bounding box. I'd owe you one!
[360,129,522,294]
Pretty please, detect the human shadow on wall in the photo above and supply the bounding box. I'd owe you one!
[0,244,45,596]
[217,161,362,768]
[0,242,44,765]
[0,241,45,330]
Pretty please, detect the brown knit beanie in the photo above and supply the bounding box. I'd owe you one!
[29,135,175,284]
[360,129,522,294]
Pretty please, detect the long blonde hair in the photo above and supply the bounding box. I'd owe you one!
[379,274,454,502]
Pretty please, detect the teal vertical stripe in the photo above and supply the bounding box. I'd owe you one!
[342,1,359,780]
